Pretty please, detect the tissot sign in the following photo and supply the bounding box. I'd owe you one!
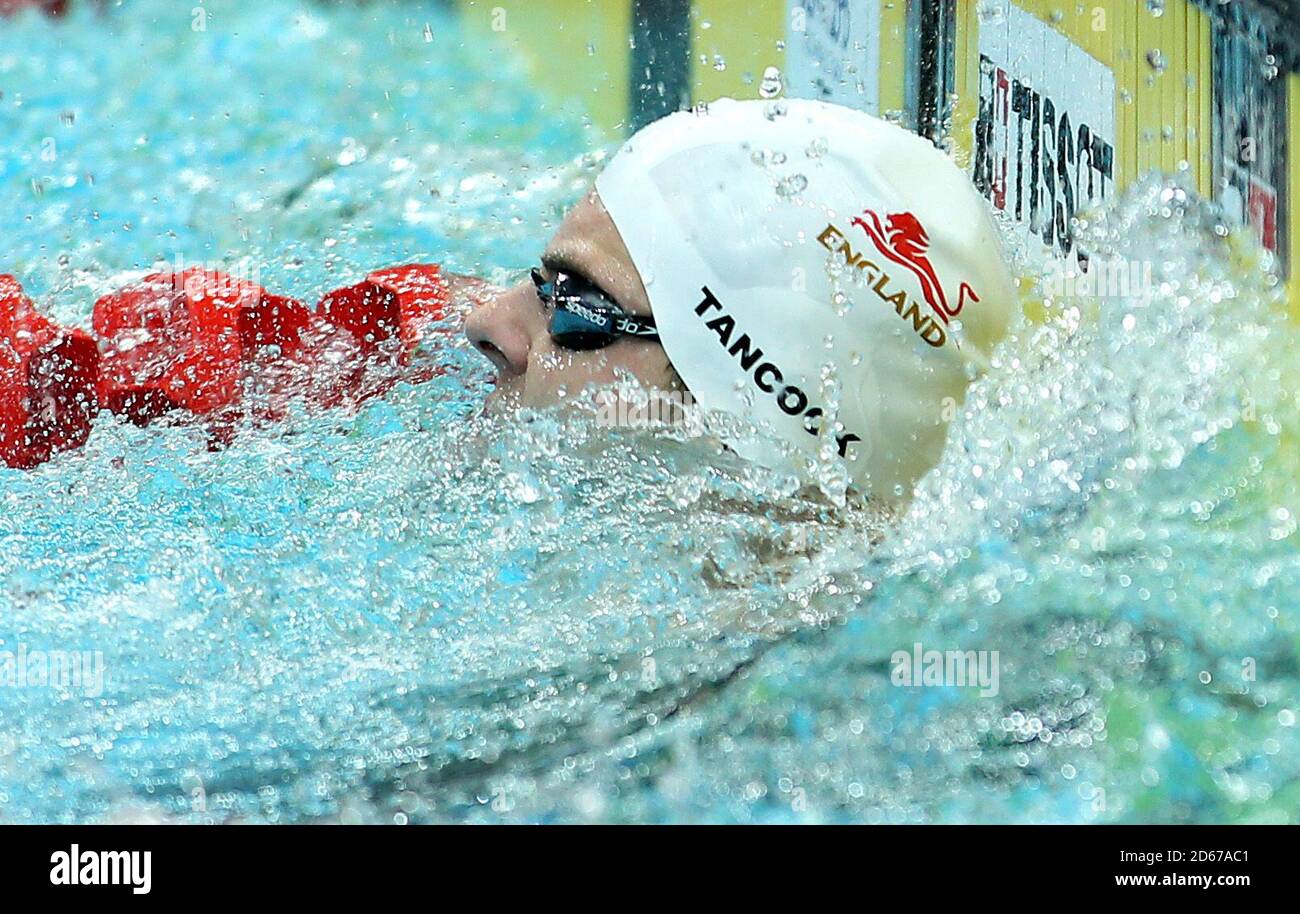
[973,5,1116,270]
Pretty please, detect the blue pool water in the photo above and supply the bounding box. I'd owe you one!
[1,0,1297,823]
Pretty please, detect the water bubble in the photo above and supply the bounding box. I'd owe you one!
[825,248,848,279]
[775,173,808,198]
[764,100,789,121]
[759,66,783,99]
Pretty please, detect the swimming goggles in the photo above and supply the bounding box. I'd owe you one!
[531,267,659,351]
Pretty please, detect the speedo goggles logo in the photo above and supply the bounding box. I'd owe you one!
[563,298,609,328]
[694,287,862,459]
[818,210,980,348]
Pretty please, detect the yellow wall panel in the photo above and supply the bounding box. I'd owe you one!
[1117,0,1138,188]
[1198,11,1214,198]
[1135,5,1163,177]
[1169,2,1187,172]
[949,0,982,170]
[877,0,909,119]
[689,0,786,104]
[456,0,632,136]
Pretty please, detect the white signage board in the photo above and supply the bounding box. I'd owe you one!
[973,4,1117,270]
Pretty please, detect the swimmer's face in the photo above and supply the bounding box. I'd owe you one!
[464,190,679,413]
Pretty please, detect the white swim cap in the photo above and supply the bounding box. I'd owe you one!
[595,98,1016,498]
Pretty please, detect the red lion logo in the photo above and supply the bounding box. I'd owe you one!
[851,209,979,323]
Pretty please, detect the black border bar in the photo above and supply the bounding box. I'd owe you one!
[1,824,1282,898]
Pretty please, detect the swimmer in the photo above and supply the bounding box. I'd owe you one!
[464,98,1017,502]
[3,98,1014,500]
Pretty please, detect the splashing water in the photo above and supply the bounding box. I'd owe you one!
[2,1,1298,824]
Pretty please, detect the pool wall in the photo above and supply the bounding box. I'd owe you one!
[458,0,1298,315]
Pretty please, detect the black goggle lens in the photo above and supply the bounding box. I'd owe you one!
[549,306,615,350]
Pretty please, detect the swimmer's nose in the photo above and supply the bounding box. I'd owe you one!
[464,284,533,378]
